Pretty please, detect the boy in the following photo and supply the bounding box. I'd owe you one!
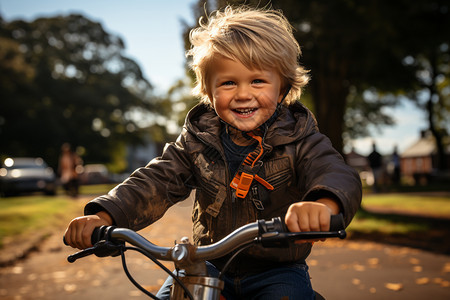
[65,6,361,299]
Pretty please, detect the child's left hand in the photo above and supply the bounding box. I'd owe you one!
[284,198,340,243]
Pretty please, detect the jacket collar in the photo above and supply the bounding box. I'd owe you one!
[185,101,318,149]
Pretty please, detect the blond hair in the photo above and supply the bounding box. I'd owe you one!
[186,6,310,105]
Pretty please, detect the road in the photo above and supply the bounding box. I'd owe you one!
[0,198,449,300]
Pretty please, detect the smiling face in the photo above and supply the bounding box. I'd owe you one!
[208,55,284,132]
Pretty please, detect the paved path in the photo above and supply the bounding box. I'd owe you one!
[1,198,449,300]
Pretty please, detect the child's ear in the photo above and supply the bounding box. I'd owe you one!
[277,88,287,104]
[207,94,214,108]
[277,93,284,104]
[278,85,291,104]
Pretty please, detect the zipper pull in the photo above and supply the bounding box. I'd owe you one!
[251,186,264,211]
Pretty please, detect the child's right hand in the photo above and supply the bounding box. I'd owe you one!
[64,211,113,250]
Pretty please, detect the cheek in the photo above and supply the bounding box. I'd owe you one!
[212,92,227,108]
[259,91,280,109]
[211,96,227,116]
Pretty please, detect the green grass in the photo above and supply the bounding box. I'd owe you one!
[348,193,450,235]
[79,184,117,195]
[0,184,115,249]
[348,209,431,235]
[0,196,84,248]
[361,193,450,216]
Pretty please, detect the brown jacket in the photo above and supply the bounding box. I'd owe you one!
[85,102,362,273]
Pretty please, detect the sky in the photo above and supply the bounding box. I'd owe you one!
[0,0,428,156]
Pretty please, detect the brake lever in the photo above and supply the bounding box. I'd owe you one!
[67,246,98,263]
[66,226,125,263]
[67,240,125,263]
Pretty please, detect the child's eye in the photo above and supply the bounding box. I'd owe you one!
[221,81,235,86]
[252,79,264,84]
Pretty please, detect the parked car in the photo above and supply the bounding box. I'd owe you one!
[0,157,56,196]
[79,164,111,185]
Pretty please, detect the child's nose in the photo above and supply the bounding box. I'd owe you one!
[236,86,252,101]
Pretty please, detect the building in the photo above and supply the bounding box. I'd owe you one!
[401,131,450,184]
[345,148,374,186]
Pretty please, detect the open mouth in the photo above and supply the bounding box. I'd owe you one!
[233,108,258,116]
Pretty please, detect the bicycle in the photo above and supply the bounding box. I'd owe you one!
[65,214,346,300]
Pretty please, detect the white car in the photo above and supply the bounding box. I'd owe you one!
[0,157,56,196]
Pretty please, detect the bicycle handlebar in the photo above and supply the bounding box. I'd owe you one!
[66,214,346,264]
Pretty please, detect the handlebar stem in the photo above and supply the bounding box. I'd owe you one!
[194,222,259,261]
[109,228,172,260]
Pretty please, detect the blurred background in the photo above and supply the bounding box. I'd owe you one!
[1,2,449,299]
[0,0,449,192]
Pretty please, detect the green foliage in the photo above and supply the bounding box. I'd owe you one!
[0,14,164,169]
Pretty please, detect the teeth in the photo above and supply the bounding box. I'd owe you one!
[235,108,256,115]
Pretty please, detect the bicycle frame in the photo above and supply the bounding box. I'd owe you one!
[66,215,346,300]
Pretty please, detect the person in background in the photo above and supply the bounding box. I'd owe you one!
[390,145,401,185]
[367,143,383,192]
[59,143,82,197]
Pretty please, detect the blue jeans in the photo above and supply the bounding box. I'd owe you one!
[156,261,314,300]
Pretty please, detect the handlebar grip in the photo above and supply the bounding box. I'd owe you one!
[329,214,345,232]
[91,226,104,245]
[258,214,347,247]
[62,226,106,247]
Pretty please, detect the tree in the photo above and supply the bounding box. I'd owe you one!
[0,14,161,169]
[269,0,422,153]
[397,1,450,170]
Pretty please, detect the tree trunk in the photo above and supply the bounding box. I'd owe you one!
[427,51,446,171]
[311,75,348,155]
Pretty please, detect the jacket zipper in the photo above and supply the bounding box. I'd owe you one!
[194,133,236,228]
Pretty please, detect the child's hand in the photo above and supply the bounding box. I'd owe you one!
[285,198,340,243]
[64,211,113,250]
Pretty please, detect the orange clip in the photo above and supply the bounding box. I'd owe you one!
[254,174,274,191]
[230,172,254,198]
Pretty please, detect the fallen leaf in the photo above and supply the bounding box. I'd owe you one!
[440,280,450,287]
[91,280,101,287]
[11,266,23,274]
[309,259,318,266]
[52,271,66,279]
[409,258,420,265]
[442,262,450,273]
[353,264,366,271]
[385,283,403,291]
[27,273,37,281]
[433,277,443,284]
[64,284,77,293]
[129,290,142,297]
[415,277,430,285]
[367,258,379,266]
[413,266,423,272]
[140,285,160,295]
[76,270,85,278]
